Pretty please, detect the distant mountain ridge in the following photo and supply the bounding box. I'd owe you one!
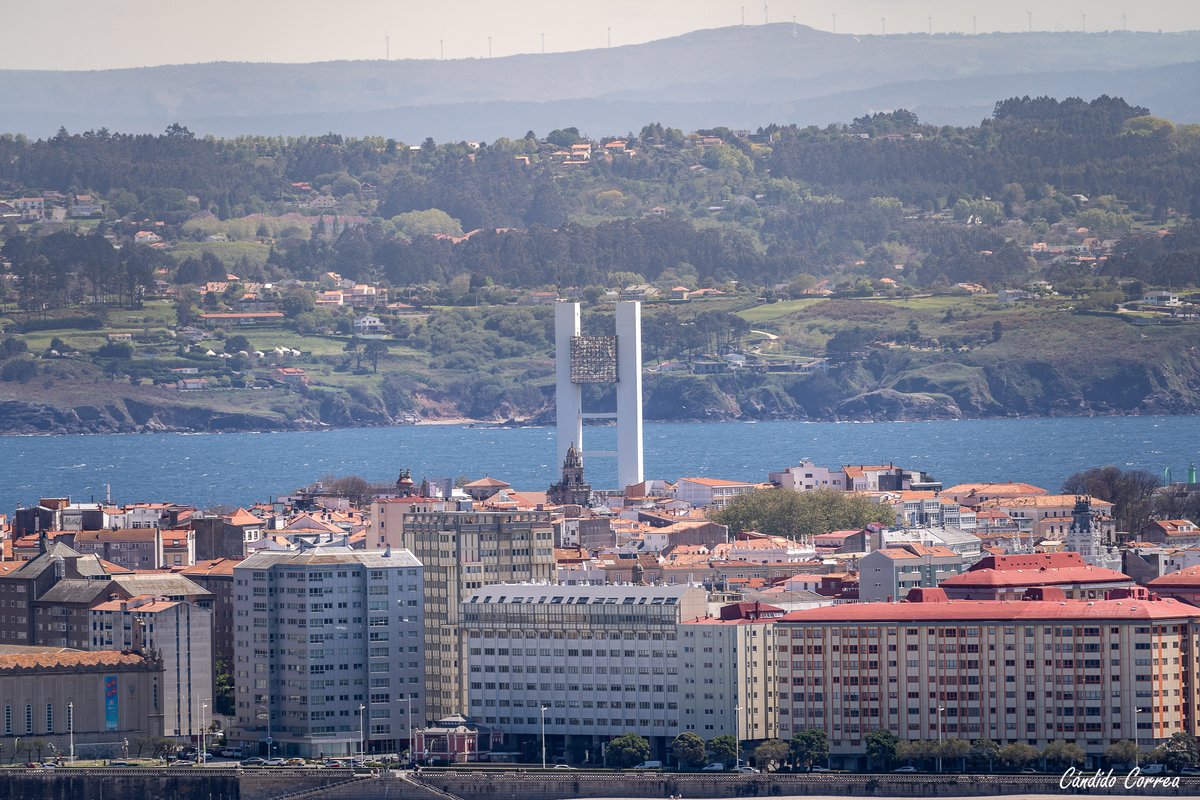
[3,25,1200,139]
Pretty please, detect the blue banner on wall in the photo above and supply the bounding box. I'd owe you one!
[104,675,118,731]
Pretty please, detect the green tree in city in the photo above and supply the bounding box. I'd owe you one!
[753,739,789,772]
[998,742,1039,770]
[707,735,739,768]
[969,738,1000,772]
[789,729,829,771]
[1105,739,1140,768]
[864,730,899,771]
[939,738,971,772]
[605,732,650,768]
[1152,732,1199,772]
[713,488,895,540]
[1042,741,1086,770]
[670,732,707,770]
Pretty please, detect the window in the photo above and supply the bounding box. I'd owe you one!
[46,704,52,734]
[3,705,9,736]
[25,705,32,734]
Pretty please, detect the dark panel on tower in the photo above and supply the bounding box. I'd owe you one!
[570,336,618,384]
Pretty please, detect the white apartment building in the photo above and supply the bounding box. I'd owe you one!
[89,595,214,741]
[231,544,425,758]
[461,583,707,763]
[679,602,782,744]
[769,461,847,492]
[673,477,757,510]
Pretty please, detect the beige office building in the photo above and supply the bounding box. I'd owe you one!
[371,499,555,720]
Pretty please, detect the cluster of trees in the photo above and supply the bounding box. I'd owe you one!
[4,94,1197,309]
[1103,220,1200,287]
[1,229,157,310]
[1061,465,1164,533]
[713,489,895,540]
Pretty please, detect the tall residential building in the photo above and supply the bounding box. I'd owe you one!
[371,502,555,721]
[89,595,214,740]
[679,601,784,744]
[231,544,424,758]
[777,587,1200,768]
[462,583,707,762]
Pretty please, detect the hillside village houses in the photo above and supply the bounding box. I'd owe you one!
[0,450,1197,767]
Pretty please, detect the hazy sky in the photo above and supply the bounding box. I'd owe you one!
[4,0,1199,70]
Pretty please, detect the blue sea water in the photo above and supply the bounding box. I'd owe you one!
[0,416,1197,512]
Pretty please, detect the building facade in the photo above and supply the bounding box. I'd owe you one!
[776,588,1200,767]
[89,596,213,741]
[231,544,425,758]
[857,544,965,603]
[462,584,707,763]
[0,648,164,759]
[373,504,555,721]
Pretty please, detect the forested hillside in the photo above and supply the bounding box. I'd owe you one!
[1,95,1200,431]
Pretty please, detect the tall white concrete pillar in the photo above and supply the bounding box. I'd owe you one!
[554,302,583,470]
[615,301,644,489]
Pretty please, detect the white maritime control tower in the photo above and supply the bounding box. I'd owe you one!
[554,301,643,490]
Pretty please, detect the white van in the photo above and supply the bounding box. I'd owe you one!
[632,760,663,770]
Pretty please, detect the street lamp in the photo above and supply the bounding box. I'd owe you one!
[936,706,946,773]
[398,697,414,768]
[734,705,742,769]
[67,702,74,764]
[358,704,366,761]
[199,700,209,765]
[1135,707,1147,765]
[539,705,549,769]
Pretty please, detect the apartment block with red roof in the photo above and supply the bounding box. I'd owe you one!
[941,482,1050,507]
[939,552,1134,600]
[777,587,1200,766]
[73,528,165,570]
[1139,519,1200,547]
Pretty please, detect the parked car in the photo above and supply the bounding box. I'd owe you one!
[264,758,288,767]
[736,766,761,774]
[894,765,918,773]
[701,763,726,772]
[1180,767,1200,776]
[810,766,831,772]
[1141,764,1166,775]
[632,760,663,770]
[109,761,134,767]
[553,764,577,769]
[285,758,306,766]
[240,757,267,767]
[169,760,194,767]
[323,760,346,768]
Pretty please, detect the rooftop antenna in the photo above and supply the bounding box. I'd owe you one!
[928,15,932,35]
[1122,13,1127,31]
[793,14,797,35]
[763,2,768,25]
[439,39,444,60]
[1081,12,1086,32]
[385,34,390,60]
[607,27,611,48]
[881,16,886,35]
[832,12,836,33]
[488,36,492,58]
[541,32,545,53]
[1026,10,1033,32]
[741,6,745,25]
[973,15,977,35]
